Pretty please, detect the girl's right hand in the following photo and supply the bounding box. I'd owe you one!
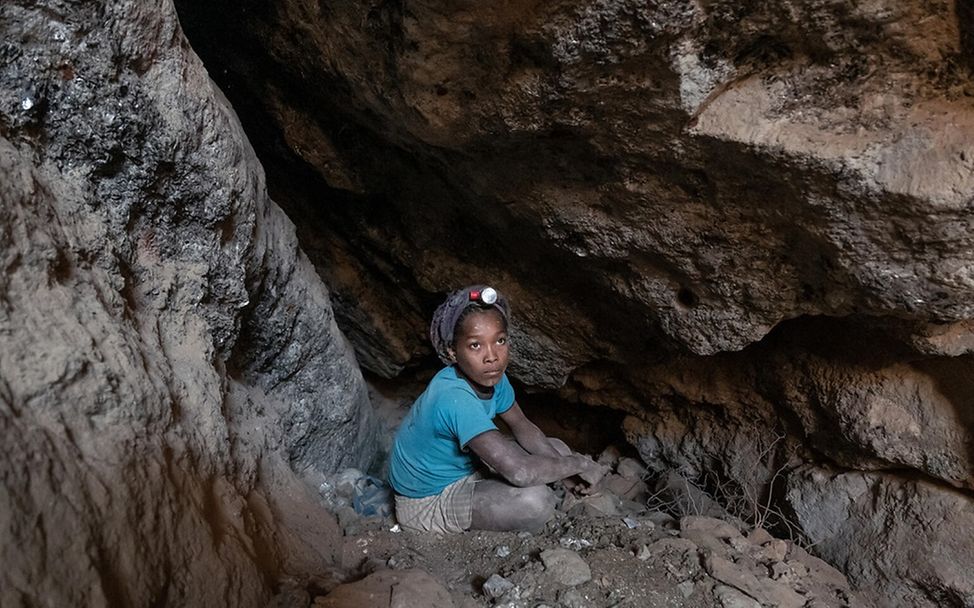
[575,454,609,487]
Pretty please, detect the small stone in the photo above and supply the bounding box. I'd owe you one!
[728,536,750,553]
[759,539,788,563]
[616,457,648,480]
[597,445,622,467]
[517,531,533,539]
[495,545,511,558]
[579,493,621,517]
[677,580,695,598]
[540,548,592,586]
[756,577,806,608]
[622,517,640,529]
[635,544,653,561]
[704,554,766,602]
[714,584,761,608]
[746,527,773,545]
[558,587,593,608]
[680,516,742,539]
[482,574,515,599]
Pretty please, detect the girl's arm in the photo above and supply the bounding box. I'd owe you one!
[498,402,565,457]
[467,429,605,487]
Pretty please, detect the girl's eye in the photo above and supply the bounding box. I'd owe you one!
[497,337,507,345]
[468,342,480,349]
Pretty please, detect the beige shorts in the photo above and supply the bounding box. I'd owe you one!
[394,473,482,534]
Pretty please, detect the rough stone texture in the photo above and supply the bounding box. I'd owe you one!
[314,569,455,608]
[174,0,974,377]
[0,1,376,606]
[786,466,974,608]
[540,548,593,587]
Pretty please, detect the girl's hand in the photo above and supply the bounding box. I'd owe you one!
[574,454,609,487]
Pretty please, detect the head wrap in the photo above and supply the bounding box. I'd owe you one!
[430,285,510,364]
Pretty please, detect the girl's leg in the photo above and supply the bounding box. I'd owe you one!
[468,435,573,532]
[470,479,556,532]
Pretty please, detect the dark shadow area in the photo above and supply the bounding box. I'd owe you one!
[959,0,974,68]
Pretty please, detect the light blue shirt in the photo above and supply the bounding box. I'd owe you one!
[388,366,515,498]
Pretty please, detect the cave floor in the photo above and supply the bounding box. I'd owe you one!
[291,378,866,608]
[333,506,712,608]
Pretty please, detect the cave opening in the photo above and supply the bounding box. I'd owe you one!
[168,2,974,606]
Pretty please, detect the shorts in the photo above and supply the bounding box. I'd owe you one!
[394,472,482,534]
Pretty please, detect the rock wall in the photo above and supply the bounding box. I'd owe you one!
[0,1,376,605]
[171,1,974,605]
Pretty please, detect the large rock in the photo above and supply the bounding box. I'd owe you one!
[0,1,376,606]
[786,466,974,607]
[174,0,974,379]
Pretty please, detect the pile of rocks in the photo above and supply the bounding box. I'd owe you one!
[303,451,862,607]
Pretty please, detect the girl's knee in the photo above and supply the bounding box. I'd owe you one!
[548,437,571,456]
[520,485,555,527]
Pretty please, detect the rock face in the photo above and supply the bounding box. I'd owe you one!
[1,1,376,606]
[785,467,974,607]
[171,1,974,605]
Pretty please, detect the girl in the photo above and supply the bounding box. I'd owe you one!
[388,285,606,534]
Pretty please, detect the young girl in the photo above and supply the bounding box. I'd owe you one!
[388,285,607,534]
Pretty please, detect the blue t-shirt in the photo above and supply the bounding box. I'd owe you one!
[388,366,515,498]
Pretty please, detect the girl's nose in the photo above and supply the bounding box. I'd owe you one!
[484,345,497,362]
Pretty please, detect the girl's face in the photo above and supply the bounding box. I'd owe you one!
[449,309,509,391]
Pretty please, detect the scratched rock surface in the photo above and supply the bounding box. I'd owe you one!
[0,1,377,606]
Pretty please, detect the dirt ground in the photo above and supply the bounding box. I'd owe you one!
[294,471,866,608]
[334,505,717,607]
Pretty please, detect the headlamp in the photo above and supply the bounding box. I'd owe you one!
[469,286,498,305]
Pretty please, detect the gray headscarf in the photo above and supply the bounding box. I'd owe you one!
[430,285,510,364]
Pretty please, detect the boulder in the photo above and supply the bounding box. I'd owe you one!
[0,2,376,606]
[786,466,974,607]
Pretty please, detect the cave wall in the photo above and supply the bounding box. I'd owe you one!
[0,1,376,605]
[172,1,974,605]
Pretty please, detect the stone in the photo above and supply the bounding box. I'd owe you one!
[317,570,454,608]
[713,585,761,608]
[746,528,773,546]
[651,471,732,521]
[603,474,648,501]
[597,446,622,467]
[482,574,515,599]
[644,538,701,580]
[177,0,974,377]
[540,548,592,587]
[558,588,594,608]
[680,516,742,540]
[705,554,808,608]
[578,493,622,517]
[786,466,974,605]
[757,540,789,564]
[0,2,376,607]
[616,457,649,481]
